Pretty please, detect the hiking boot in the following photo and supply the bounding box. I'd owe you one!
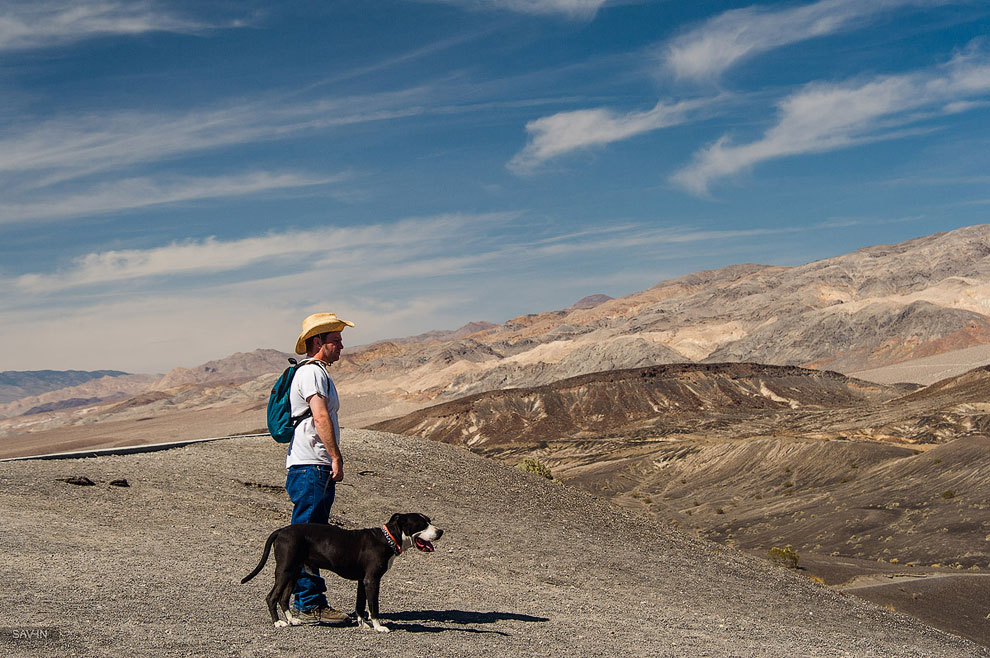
[290,606,350,624]
[318,606,350,622]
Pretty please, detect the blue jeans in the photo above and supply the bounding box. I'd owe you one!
[285,464,336,611]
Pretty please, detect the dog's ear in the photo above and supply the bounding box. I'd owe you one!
[387,512,401,525]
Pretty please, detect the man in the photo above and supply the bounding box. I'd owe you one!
[285,312,354,623]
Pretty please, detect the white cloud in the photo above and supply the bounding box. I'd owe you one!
[672,50,990,195]
[12,213,833,297]
[0,88,431,190]
[666,0,945,81]
[0,0,225,51]
[424,0,607,18]
[508,97,711,173]
[0,171,345,224]
[13,213,511,293]
[505,0,960,175]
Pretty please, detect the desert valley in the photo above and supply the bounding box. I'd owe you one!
[3,225,990,653]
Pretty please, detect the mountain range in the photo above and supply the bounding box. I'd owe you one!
[0,369,130,405]
[4,225,990,431]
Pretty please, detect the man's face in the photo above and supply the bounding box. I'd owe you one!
[319,332,343,363]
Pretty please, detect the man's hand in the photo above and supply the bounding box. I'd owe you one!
[331,456,344,482]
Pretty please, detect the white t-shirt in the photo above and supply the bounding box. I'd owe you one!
[286,361,341,468]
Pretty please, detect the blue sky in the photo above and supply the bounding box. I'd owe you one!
[2,0,989,373]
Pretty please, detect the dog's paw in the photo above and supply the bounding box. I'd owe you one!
[274,620,288,628]
[371,620,391,633]
[287,616,303,626]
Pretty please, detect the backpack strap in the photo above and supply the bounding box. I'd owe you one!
[289,359,330,426]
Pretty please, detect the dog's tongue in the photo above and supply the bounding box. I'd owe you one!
[414,537,434,552]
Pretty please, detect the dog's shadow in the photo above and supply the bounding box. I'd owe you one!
[379,609,549,635]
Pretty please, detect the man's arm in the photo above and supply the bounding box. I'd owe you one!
[308,394,344,482]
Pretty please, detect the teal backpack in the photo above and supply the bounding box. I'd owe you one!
[266,358,324,443]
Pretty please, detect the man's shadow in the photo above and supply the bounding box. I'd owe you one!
[380,609,549,634]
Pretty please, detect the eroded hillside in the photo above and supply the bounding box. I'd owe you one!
[370,363,990,645]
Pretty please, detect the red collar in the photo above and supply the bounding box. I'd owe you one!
[381,525,402,555]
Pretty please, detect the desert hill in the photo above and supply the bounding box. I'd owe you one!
[370,363,990,645]
[0,373,159,420]
[0,369,130,405]
[151,348,294,390]
[0,430,983,657]
[369,363,918,451]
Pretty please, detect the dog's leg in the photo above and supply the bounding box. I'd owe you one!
[363,576,390,633]
[266,583,286,628]
[280,585,300,626]
[354,580,369,629]
[273,562,301,627]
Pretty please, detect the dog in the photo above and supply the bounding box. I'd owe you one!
[241,512,443,632]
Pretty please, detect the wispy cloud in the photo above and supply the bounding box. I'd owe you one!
[0,81,575,201]
[423,0,607,18]
[672,47,990,195]
[665,0,946,81]
[13,213,827,296]
[0,0,233,52]
[508,97,712,173]
[0,171,346,225]
[0,88,432,190]
[11,213,515,294]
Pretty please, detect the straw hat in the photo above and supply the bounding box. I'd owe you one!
[295,312,354,354]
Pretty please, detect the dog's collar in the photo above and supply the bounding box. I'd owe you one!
[381,525,402,555]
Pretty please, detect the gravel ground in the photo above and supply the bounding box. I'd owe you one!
[0,429,985,658]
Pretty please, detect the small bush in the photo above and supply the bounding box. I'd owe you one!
[941,490,957,499]
[783,481,794,488]
[769,545,800,569]
[715,507,725,515]
[517,458,553,480]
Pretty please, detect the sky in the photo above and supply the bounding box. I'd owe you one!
[2,0,989,374]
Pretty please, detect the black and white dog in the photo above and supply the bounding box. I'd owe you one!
[241,513,443,632]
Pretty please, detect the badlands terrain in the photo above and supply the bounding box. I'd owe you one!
[3,225,990,649]
[372,363,990,645]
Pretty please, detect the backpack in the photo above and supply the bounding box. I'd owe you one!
[266,358,326,443]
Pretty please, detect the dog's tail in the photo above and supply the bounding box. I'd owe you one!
[240,529,280,584]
